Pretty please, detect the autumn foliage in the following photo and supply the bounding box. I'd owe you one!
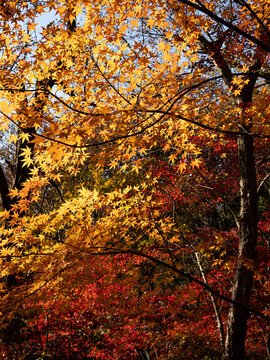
[0,0,269,359]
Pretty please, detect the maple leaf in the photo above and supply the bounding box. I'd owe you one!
[168,153,177,163]
[0,2,269,359]
[9,188,19,198]
[20,132,30,143]
[28,22,37,31]
[20,146,33,167]
[0,210,10,220]
[191,158,201,168]
[177,162,186,173]
[109,158,119,169]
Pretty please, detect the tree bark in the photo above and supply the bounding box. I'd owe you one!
[0,164,11,211]
[223,132,258,360]
[197,29,264,360]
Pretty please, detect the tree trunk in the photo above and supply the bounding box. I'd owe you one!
[223,132,258,360]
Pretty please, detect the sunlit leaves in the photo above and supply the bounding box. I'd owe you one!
[0,0,269,358]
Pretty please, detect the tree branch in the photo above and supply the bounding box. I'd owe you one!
[61,243,270,322]
[177,0,270,52]
[257,173,270,195]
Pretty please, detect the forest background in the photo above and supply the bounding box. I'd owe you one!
[0,0,269,359]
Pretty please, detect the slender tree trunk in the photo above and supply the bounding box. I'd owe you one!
[197,30,262,359]
[195,251,225,349]
[223,132,258,360]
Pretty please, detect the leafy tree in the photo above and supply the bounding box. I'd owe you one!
[0,1,269,359]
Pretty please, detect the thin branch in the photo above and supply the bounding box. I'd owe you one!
[1,72,269,152]
[4,241,267,321]
[194,251,225,349]
[61,243,270,322]
[194,166,240,227]
[236,0,270,40]
[0,110,79,148]
[0,253,54,258]
[90,53,132,106]
[177,0,270,52]
[257,173,270,195]
[149,205,175,267]
[45,89,91,115]
[1,260,80,313]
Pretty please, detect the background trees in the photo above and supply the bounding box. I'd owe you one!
[0,1,269,359]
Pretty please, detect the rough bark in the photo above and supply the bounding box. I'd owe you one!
[223,132,258,360]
